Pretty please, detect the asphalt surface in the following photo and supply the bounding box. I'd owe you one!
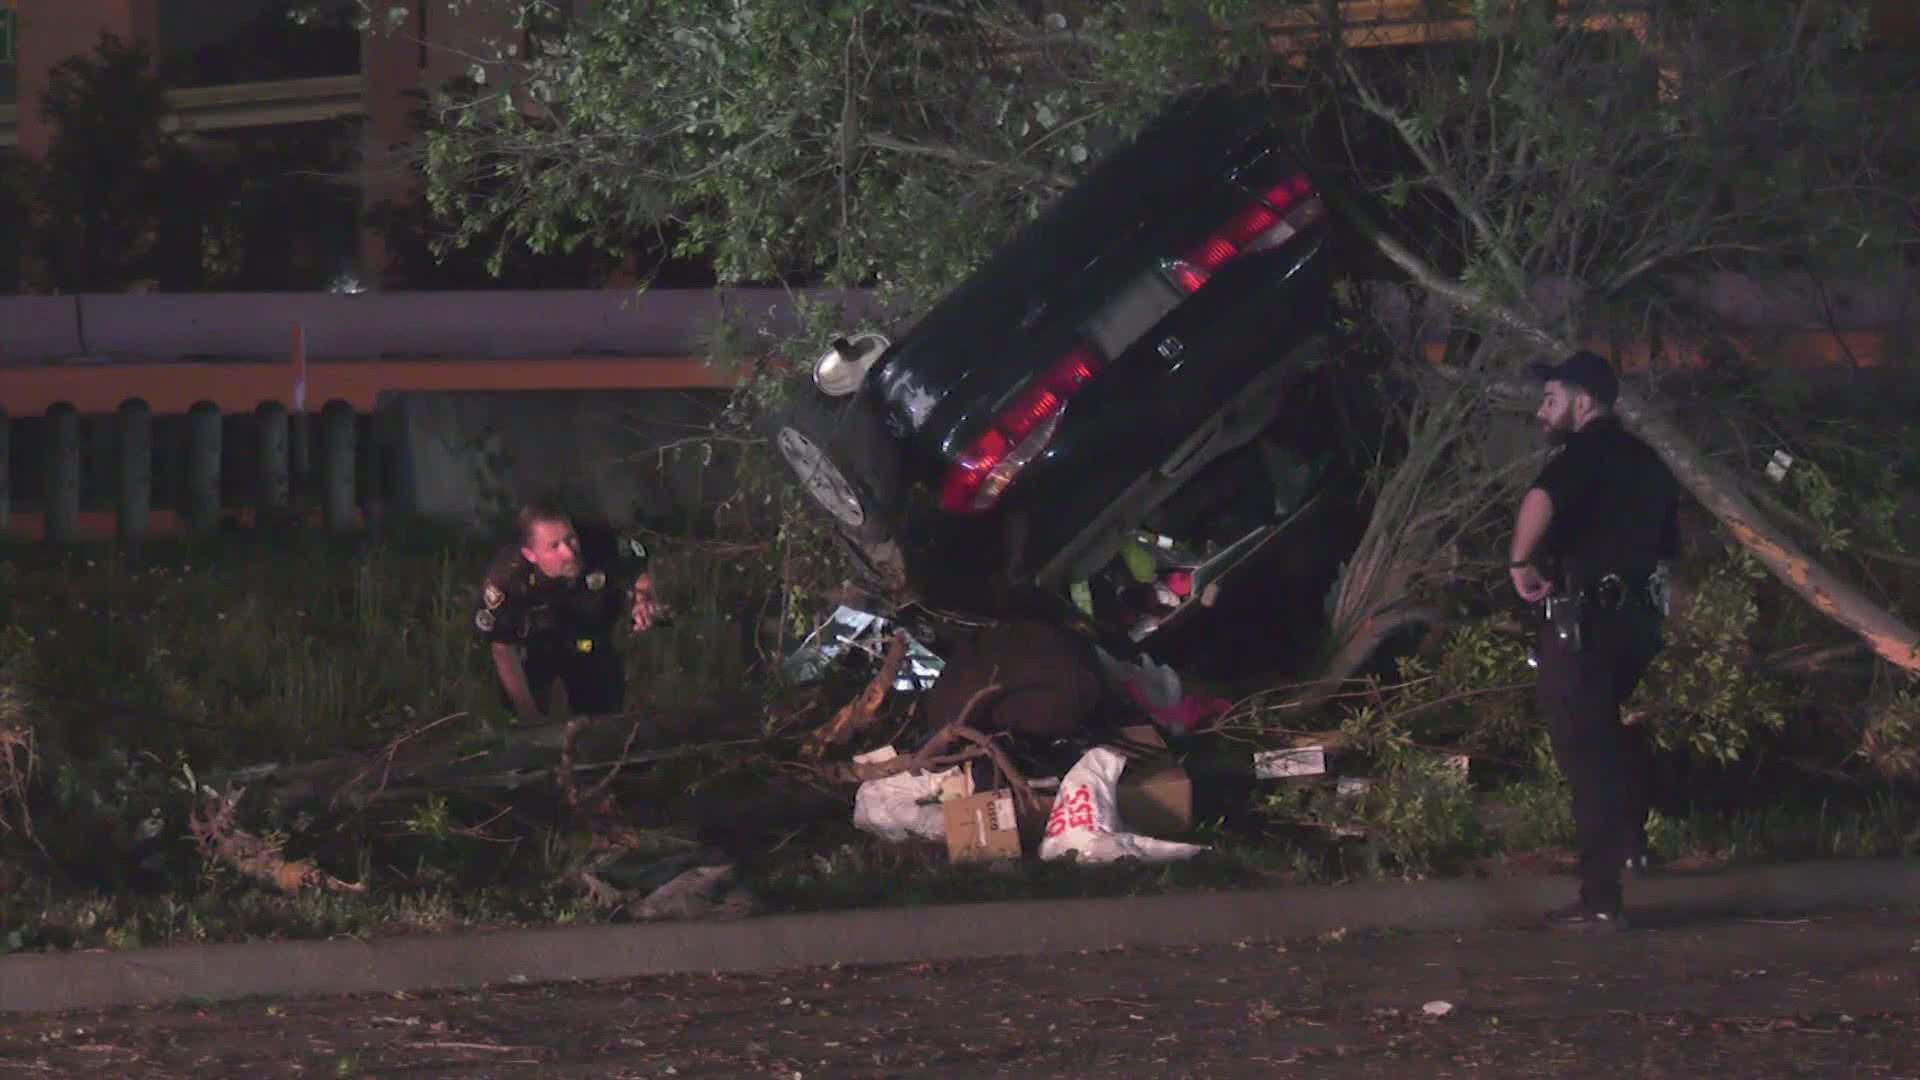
[1,907,1914,1077]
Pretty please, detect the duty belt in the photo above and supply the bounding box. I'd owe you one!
[1573,571,1665,613]
[1538,568,1668,657]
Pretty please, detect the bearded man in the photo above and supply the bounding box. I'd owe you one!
[1508,350,1681,931]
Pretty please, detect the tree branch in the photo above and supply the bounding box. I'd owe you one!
[1327,191,1920,673]
[863,131,1075,189]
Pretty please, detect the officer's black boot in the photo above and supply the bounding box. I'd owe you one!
[1545,898,1629,932]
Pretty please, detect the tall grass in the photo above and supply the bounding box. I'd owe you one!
[0,525,766,771]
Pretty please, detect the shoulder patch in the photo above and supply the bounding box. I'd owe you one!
[474,609,496,632]
[620,537,648,562]
[585,570,606,591]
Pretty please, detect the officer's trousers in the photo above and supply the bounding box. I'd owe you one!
[510,640,625,717]
[1534,603,1661,909]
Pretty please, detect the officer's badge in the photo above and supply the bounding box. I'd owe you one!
[585,571,606,591]
[483,583,505,610]
[575,637,595,653]
[474,609,496,632]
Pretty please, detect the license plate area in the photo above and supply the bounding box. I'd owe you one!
[1081,269,1183,362]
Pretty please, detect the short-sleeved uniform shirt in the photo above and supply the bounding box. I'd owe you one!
[1531,416,1680,585]
[472,522,650,657]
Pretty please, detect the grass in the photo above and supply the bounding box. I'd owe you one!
[1,526,1916,955]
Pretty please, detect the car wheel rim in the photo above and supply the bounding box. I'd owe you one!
[776,427,867,530]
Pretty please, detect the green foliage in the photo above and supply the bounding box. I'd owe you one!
[32,33,186,292]
[1633,551,1793,765]
[1318,747,1483,879]
[394,0,1270,304]
[1383,620,1536,756]
[1861,685,1920,781]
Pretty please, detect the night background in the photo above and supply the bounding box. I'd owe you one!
[1,2,1919,1071]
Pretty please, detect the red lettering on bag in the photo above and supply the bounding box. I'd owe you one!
[1045,787,1095,838]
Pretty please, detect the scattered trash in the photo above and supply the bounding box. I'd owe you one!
[943,790,1024,864]
[1038,746,1208,864]
[1254,746,1328,780]
[1422,1000,1454,1017]
[782,606,944,689]
[1337,777,1375,798]
[627,863,754,922]
[851,763,965,843]
[1098,648,1231,734]
[1765,449,1795,483]
[1110,724,1195,836]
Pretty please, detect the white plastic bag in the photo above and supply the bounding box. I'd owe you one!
[851,767,959,842]
[1038,747,1209,864]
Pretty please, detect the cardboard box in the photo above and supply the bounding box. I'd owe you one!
[1111,724,1194,837]
[943,790,1023,863]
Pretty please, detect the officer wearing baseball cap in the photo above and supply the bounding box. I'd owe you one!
[1508,350,1681,931]
[473,501,661,724]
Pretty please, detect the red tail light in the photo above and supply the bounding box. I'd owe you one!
[1161,173,1319,295]
[940,344,1103,513]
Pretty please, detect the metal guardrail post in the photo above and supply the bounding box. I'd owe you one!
[45,403,80,545]
[321,401,357,532]
[257,402,291,516]
[0,408,9,536]
[186,401,223,536]
[117,399,152,547]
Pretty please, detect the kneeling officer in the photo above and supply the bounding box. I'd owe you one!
[473,502,660,724]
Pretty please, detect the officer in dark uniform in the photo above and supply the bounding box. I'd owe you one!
[1508,350,1680,931]
[473,502,661,723]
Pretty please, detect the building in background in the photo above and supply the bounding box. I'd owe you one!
[0,0,613,291]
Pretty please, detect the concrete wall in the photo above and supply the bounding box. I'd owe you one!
[387,387,739,532]
[0,287,884,363]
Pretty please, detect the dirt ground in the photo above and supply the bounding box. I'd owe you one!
[1,906,1915,1078]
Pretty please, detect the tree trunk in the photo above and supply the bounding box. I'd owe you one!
[1339,197,1920,672]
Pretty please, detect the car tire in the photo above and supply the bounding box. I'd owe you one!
[769,390,910,594]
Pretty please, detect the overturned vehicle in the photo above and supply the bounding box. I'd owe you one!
[771,90,1348,653]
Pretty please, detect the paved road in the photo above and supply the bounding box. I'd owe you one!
[1,907,1915,1077]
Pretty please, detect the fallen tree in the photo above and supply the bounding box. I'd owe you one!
[1316,0,1920,671]
[395,0,1918,689]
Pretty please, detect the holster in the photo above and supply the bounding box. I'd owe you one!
[1543,593,1587,653]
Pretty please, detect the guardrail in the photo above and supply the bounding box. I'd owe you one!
[0,279,1906,543]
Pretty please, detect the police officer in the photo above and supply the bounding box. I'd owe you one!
[1508,350,1680,931]
[474,502,660,724]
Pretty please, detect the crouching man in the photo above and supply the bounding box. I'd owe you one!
[473,502,660,724]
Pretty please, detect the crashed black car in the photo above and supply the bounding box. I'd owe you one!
[773,89,1338,644]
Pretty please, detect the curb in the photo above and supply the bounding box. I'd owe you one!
[3,856,1915,1016]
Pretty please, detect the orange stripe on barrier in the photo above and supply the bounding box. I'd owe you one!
[0,355,734,415]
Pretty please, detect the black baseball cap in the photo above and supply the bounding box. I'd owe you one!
[1527,350,1618,408]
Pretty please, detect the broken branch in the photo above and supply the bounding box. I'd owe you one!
[804,631,908,758]
[1327,189,1920,672]
[189,788,364,895]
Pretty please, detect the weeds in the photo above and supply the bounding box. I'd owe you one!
[0,510,1914,955]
